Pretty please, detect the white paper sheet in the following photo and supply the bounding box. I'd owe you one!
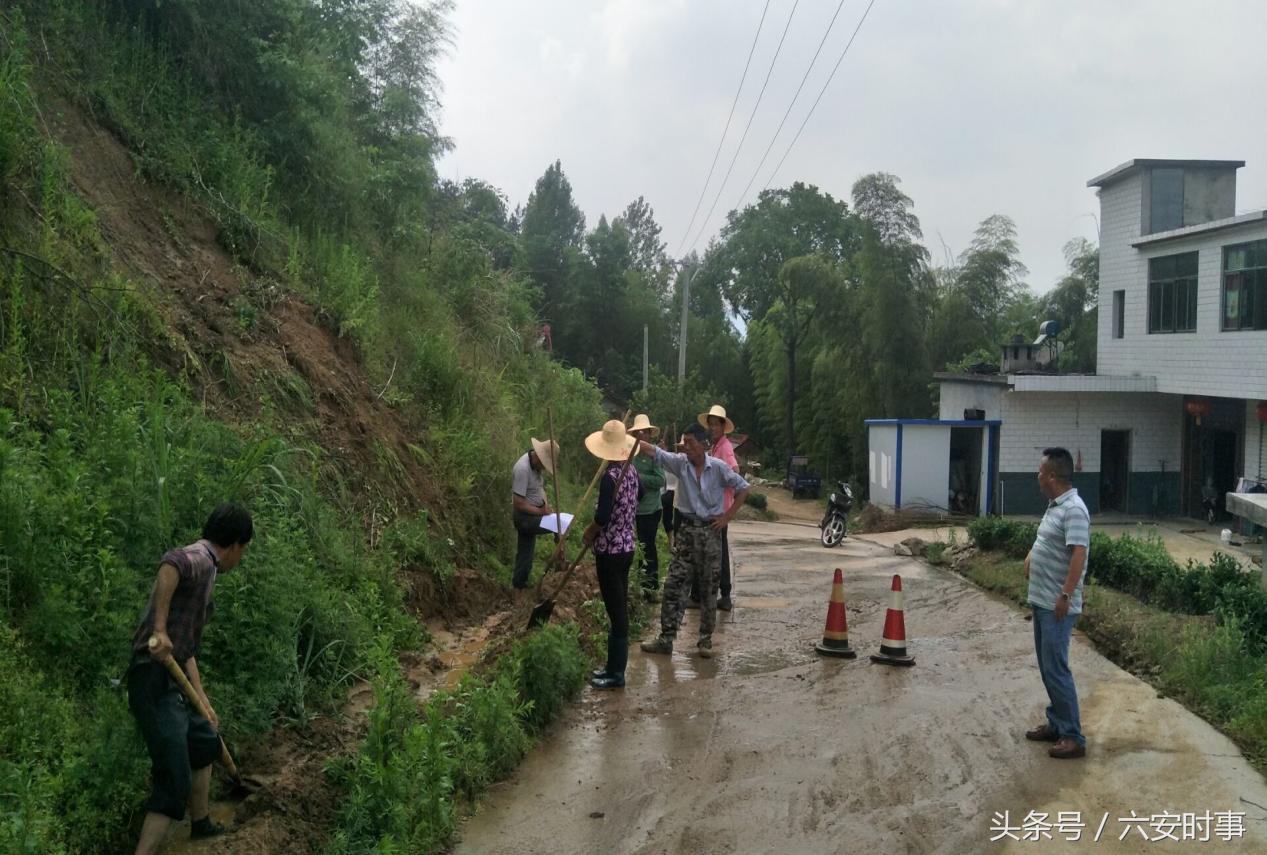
[538,512,574,535]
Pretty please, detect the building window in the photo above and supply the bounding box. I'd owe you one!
[1112,289,1125,338]
[1222,239,1267,331]
[1147,252,1198,333]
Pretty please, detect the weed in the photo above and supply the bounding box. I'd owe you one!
[330,625,586,853]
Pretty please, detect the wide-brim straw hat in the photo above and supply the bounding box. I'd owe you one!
[697,404,735,434]
[585,419,636,462]
[629,413,660,438]
[530,437,560,475]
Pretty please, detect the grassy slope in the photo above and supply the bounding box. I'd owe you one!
[0,5,606,851]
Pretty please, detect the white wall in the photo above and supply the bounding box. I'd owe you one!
[938,380,1005,421]
[1096,175,1267,398]
[998,391,1182,474]
[868,425,898,507]
[901,425,951,511]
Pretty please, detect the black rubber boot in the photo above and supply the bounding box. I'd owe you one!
[190,816,227,840]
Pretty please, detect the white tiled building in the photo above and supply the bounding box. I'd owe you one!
[874,159,1267,517]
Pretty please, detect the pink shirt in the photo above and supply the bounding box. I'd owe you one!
[711,435,739,512]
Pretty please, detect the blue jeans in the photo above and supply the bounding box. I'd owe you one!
[1032,605,1085,747]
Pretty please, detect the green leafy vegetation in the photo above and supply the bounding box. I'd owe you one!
[1,2,604,850]
[327,625,586,853]
[967,517,1267,649]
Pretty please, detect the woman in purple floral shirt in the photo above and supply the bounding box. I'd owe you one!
[582,420,642,689]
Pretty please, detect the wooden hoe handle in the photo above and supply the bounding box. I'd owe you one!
[148,637,240,780]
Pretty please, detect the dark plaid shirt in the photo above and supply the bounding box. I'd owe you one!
[131,539,220,662]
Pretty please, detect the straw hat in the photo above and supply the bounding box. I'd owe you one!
[530,437,559,475]
[629,413,660,439]
[697,404,735,434]
[585,419,636,462]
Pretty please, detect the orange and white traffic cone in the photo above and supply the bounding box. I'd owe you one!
[814,568,856,659]
[870,574,915,666]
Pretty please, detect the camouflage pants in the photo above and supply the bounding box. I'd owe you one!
[659,522,722,640]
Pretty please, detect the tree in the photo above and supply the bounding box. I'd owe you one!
[703,182,858,323]
[614,196,667,276]
[928,214,1029,371]
[1044,238,1099,373]
[851,172,925,248]
[770,255,841,457]
[956,214,1028,328]
[518,160,585,321]
[694,183,857,458]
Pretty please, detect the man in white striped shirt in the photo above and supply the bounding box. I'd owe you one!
[1023,447,1090,760]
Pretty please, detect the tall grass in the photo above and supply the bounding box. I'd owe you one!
[328,625,586,853]
[0,4,610,849]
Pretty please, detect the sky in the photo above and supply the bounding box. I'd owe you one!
[434,0,1267,294]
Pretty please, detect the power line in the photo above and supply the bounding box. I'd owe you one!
[729,0,850,216]
[685,0,801,255]
[761,0,878,193]
[674,0,773,256]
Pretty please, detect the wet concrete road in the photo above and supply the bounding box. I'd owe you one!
[455,521,1267,854]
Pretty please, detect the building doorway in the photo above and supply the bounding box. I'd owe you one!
[1100,430,1130,513]
[1182,398,1243,519]
[949,427,983,514]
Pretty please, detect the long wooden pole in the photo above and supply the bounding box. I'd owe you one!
[550,410,631,566]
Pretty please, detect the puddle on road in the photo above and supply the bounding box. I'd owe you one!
[740,596,791,609]
[726,647,816,676]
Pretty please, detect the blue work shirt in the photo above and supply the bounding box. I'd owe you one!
[653,447,749,519]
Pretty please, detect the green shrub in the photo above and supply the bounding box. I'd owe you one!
[967,517,1035,558]
[381,509,456,585]
[747,492,768,511]
[500,623,588,733]
[330,624,586,853]
[972,517,1267,652]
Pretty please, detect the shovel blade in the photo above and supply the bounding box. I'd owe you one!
[526,599,555,630]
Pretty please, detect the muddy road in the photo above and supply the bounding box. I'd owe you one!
[455,520,1267,854]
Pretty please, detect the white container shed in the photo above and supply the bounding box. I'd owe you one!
[866,419,1001,515]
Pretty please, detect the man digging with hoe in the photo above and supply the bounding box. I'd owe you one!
[127,503,253,854]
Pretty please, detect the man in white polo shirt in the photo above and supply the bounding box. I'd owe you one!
[1023,446,1090,760]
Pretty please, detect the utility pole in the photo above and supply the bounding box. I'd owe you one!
[677,265,694,387]
[642,324,649,392]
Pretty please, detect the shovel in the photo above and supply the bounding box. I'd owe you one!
[147,637,264,796]
[527,430,642,630]
[526,543,593,630]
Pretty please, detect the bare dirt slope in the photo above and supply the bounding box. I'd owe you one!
[455,521,1267,854]
[43,98,442,515]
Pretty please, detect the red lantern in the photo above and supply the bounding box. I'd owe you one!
[1257,401,1267,423]
[1185,399,1212,426]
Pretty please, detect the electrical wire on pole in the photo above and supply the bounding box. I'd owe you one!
[674,0,773,257]
[684,0,801,256]
[727,0,850,216]
[760,0,879,194]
